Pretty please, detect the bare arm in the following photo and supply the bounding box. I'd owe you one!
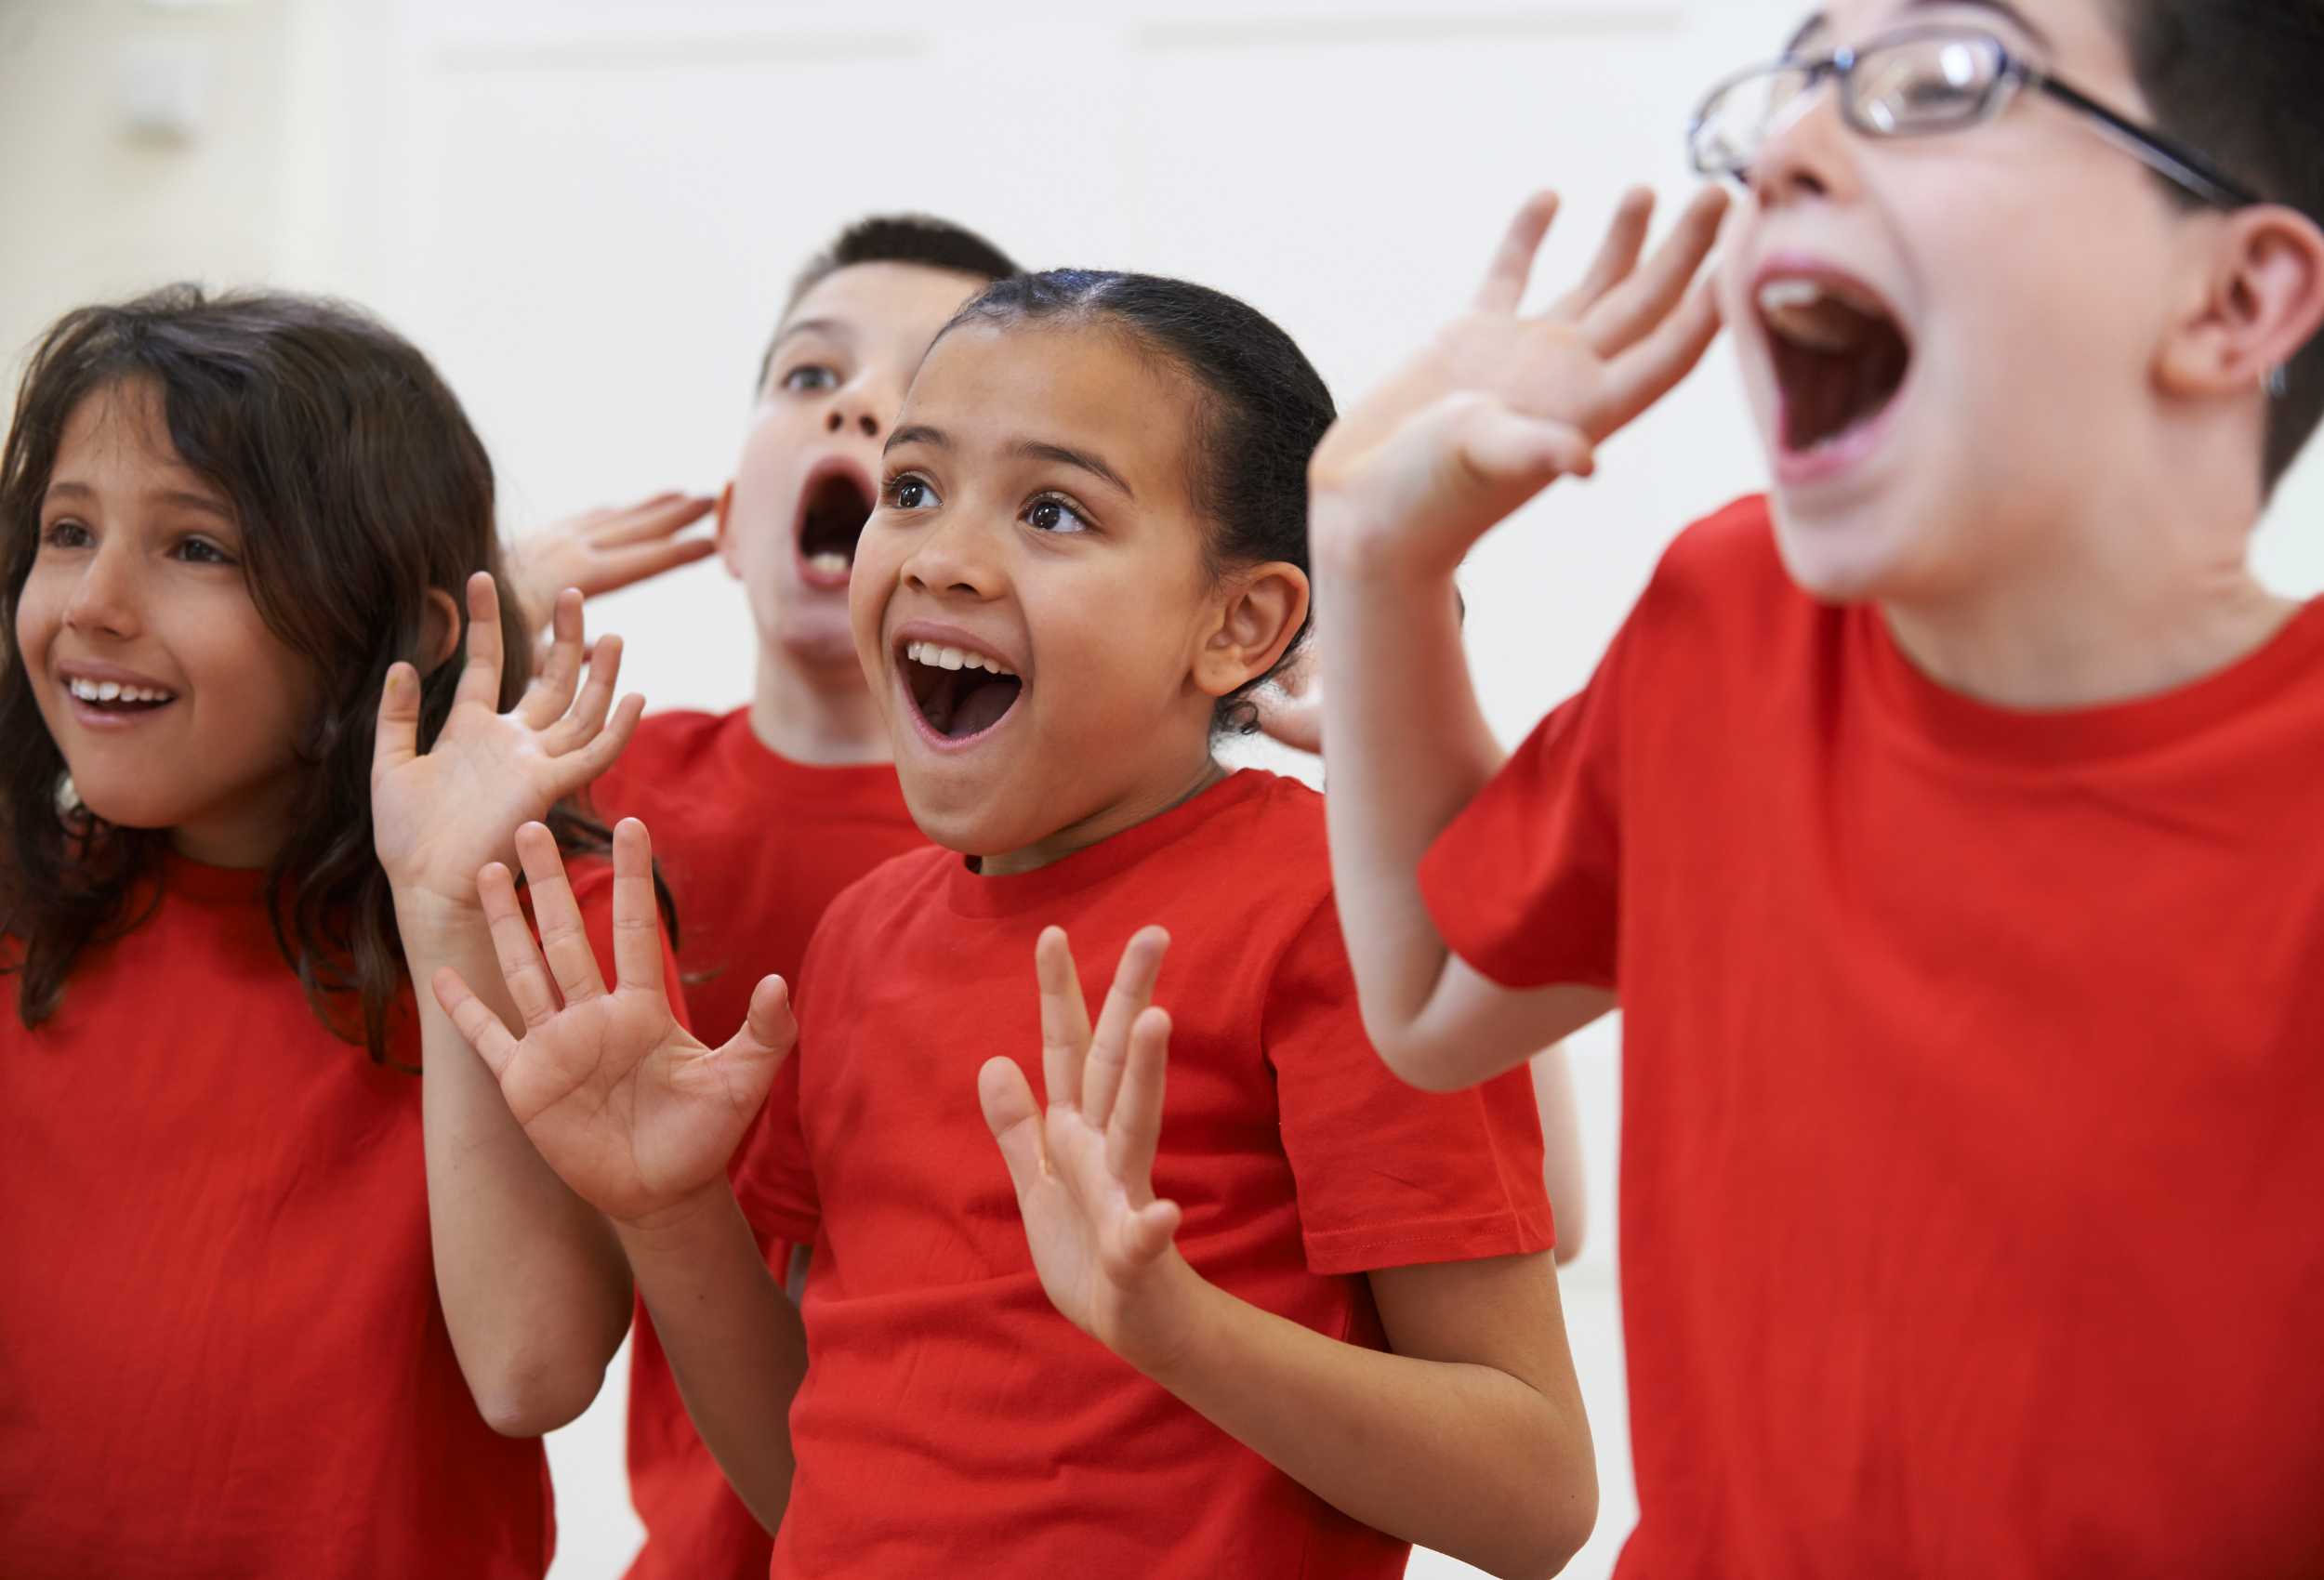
[433,819,806,1510]
[1310,187,1728,1090]
[373,577,645,1433]
[1533,1044,1587,1264]
[981,929,1594,1577]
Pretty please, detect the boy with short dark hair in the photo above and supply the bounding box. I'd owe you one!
[511,213,1020,1580]
[1314,0,2324,1572]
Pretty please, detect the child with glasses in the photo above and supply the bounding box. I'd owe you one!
[1314,0,2324,1573]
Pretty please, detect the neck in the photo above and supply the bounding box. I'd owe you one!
[167,779,302,870]
[978,753,1228,878]
[1880,421,2294,710]
[748,637,891,766]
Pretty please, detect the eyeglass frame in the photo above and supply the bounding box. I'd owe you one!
[1686,25,2261,213]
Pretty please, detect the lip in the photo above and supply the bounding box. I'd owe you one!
[792,454,877,592]
[1745,250,1916,487]
[890,618,1024,751]
[55,658,183,731]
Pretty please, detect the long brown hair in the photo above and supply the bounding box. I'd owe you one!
[1,285,613,1060]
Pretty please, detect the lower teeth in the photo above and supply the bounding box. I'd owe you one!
[807,552,850,576]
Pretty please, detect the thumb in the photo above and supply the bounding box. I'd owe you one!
[1440,392,1598,494]
[713,974,797,1105]
[371,662,423,787]
[979,1056,1049,1196]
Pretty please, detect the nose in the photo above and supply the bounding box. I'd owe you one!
[1746,72,1862,210]
[898,502,1004,601]
[62,536,144,641]
[825,375,895,441]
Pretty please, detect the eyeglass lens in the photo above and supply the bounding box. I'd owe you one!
[1693,33,2008,174]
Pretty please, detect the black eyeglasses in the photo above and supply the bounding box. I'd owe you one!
[1687,25,2258,211]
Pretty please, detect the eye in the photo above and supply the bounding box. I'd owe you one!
[39,518,93,551]
[783,364,841,394]
[887,474,940,511]
[171,535,235,566]
[1024,495,1091,534]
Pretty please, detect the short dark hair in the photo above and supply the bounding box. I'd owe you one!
[943,270,1337,735]
[2114,0,2324,490]
[0,286,617,1060]
[756,214,1020,392]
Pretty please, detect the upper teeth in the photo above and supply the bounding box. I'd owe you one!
[905,640,1013,676]
[69,678,173,704]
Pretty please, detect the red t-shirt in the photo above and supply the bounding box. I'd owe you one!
[735,769,1553,1578]
[1419,496,2324,1578]
[0,850,653,1577]
[591,707,926,1580]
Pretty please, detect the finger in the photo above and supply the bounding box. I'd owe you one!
[546,631,624,754]
[1106,1006,1172,1209]
[1580,185,1731,359]
[1448,397,1601,487]
[978,1056,1050,1198]
[705,974,795,1113]
[1036,928,1092,1114]
[1082,927,1169,1127]
[433,966,527,1080]
[607,818,667,994]
[595,494,717,547]
[1544,186,1656,322]
[454,572,507,711]
[1472,191,1561,315]
[1591,277,1725,440]
[558,692,646,789]
[1120,1199,1185,1266]
[477,859,563,1029]
[513,821,609,1007]
[370,662,423,786]
[522,589,587,729]
[595,536,720,587]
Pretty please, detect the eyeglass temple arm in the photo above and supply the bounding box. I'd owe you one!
[2029,73,2258,210]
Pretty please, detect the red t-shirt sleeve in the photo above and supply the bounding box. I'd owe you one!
[1269,893,1554,1273]
[1416,617,1633,994]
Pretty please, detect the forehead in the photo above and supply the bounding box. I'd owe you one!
[903,321,1201,495]
[1790,0,2121,63]
[785,261,991,346]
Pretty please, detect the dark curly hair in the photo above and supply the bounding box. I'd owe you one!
[0,285,614,1060]
[940,270,1337,733]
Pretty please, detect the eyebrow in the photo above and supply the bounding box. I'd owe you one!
[1786,0,2052,55]
[45,480,236,521]
[882,428,1136,498]
[769,315,855,352]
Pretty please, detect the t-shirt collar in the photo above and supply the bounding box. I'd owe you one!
[945,770,1268,917]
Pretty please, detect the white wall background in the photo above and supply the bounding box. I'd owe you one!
[6,2,2318,1576]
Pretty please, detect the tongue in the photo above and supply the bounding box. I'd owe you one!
[948,675,1021,738]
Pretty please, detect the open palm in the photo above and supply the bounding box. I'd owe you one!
[1310,186,1732,579]
[372,573,641,912]
[980,927,1201,1374]
[434,819,794,1226]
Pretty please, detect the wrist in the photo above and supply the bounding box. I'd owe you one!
[1308,491,1462,586]
[614,1177,743,1255]
[392,886,487,939]
[1113,1252,1230,1389]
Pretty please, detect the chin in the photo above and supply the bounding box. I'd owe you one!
[1766,495,1923,607]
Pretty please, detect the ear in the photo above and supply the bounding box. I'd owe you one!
[2158,204,2324,402]
[713,481,743,581]
[419,586,463,673]
[1192,562,1311,701]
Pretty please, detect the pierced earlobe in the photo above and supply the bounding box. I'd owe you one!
[2266,365,2290,400]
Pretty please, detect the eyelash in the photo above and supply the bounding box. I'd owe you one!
[1023,494,1092,534]
[37,520,234,565]
[885,472,937,510]
[783,364,841,393]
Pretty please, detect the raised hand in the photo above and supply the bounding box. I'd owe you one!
[979,927,1203,1374]
[372,573,641,914]
[1310,185,1732,580]
[505,492,718,635]
[434,818,795,1225]
[1254,643,1323,755]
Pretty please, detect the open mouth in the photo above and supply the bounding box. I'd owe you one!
[902,639,1023,741]
[66,676,178,714]
[797,467,873,585]
[1759,277,1911,454]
